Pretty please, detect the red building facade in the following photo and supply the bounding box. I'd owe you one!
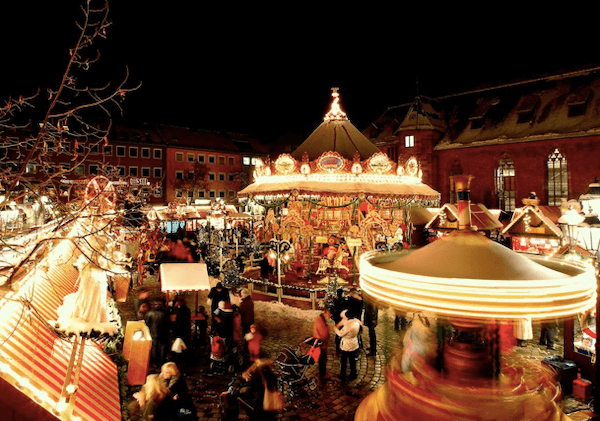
[366,67,600,210]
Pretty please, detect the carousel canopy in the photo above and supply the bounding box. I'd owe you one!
[238,89,440,203]
[360,229,597,321]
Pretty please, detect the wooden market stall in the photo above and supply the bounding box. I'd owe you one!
[425,203,502,241]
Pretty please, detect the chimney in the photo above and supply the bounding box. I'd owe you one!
[453,175,474,230]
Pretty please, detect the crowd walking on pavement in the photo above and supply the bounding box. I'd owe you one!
[123,276,391,420]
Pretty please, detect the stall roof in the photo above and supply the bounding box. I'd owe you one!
[160,263,211,292]
[502,205,563,237]
[425,203,502,232]
[0,237,121,421]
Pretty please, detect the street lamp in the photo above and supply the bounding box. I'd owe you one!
[268,238,291,298]
[558,204,585,254]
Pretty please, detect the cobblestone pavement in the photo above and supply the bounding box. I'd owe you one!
[119,277,581,420]
[119,277,404,421]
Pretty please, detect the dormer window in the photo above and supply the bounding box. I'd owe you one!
[469,98,499,129]
[516,95,539,124]
[568,87,592,117]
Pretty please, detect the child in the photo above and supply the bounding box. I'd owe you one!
[245,324,264,363]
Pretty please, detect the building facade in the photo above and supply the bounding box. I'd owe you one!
[366,67,600,211]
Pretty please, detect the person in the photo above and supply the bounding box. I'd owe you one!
[133,374,171,421]
[331,289,346,353]
[160,362,197,421]
[171,296,192,354]
[207,282,230,322]
[363,300,378,357]
[334,310,361,382]
[239,288,255,335]
[135,287,151,320]
[194,305,209,347]
[245,324,264,363]
[515,317,533,347]
[540,319,559,350]
[213,301,235,345]
[259,253,272,280]
[241,359,283,420]
[312,308,332,379]
[346,289,364,350]
[145,298,171,368]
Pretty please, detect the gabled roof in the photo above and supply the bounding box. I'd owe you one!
[502,202,563,237]
[425,203,502,232]
[365,66,600,150]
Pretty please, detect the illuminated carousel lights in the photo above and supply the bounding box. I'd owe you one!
[360,250,597,320]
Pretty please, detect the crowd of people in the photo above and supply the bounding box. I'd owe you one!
[130,281,381,419]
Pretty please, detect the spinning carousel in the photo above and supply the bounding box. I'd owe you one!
[356,176,598,421]
[238,89,440,284]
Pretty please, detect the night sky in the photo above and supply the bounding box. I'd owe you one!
[2,2,598,143]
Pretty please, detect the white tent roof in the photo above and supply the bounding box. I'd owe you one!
[160,263,211,292]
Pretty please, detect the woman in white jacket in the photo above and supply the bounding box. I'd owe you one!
[334,310,361,382]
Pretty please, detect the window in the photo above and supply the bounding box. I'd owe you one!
[76,142,85,154]
[142,167,151,177]
[218,156,225,165]
[209,190,216,198]
[228,157,235,166]
[387,146,397,162]
[74,164,85,176]
[175,152,184,162]
[188,170,195,180]
[176,170,184,180]
[495,154,516,211]
[568,88,591,117]
[547,148,568,206]
[198,190,205,198]
[117,165,126,176]
[516,95,539,124]
[243,156,251,166]
[175,189,183,198]
[60,162,70,171]
[61,141,71,153]
[153,186,163,197]
[116,146,126,157]
[187,153,195,162]
[104,145,112,156]
[89,164,99,175]
[219,173,225,182]
[405,135,415,148]
[141,147,151,158]
[228,173,235,182]
[208,155,215,164]
[198,155,205,163]
[228,190,235,199]
[209,172,215,181]
[129,166,138,177]
[129,147,138,158]
[187,189,194,198]
[90,144,99,154]
[154,149,162,159]
[154,167,163,178]
[219,190,226,198]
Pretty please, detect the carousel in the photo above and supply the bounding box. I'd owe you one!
[356,175,598,421]
[238,89,440,286]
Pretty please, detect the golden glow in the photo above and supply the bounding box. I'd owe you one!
[324,87,347,121]
[360,250,597,321]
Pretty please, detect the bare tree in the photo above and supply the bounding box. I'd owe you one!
[0,0,140,286]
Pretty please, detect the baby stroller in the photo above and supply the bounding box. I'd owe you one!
[275,336,322,398]
[209,334,243,374]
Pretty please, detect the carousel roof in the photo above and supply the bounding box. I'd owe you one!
[291,88,380,161]
[360,229,597,320]
[291,118,380,161]
[238,89,441,203]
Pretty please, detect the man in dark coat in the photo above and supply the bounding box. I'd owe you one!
[239,288,255,335]
[145,298,170,368]
[364,299,378,357]
[207,282,230,322]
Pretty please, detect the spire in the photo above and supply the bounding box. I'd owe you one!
[324,87,348,121]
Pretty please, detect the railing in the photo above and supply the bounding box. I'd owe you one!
[238,276,335,310]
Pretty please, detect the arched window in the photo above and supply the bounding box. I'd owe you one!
[547,148,568,206]
[495,154,516,211]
